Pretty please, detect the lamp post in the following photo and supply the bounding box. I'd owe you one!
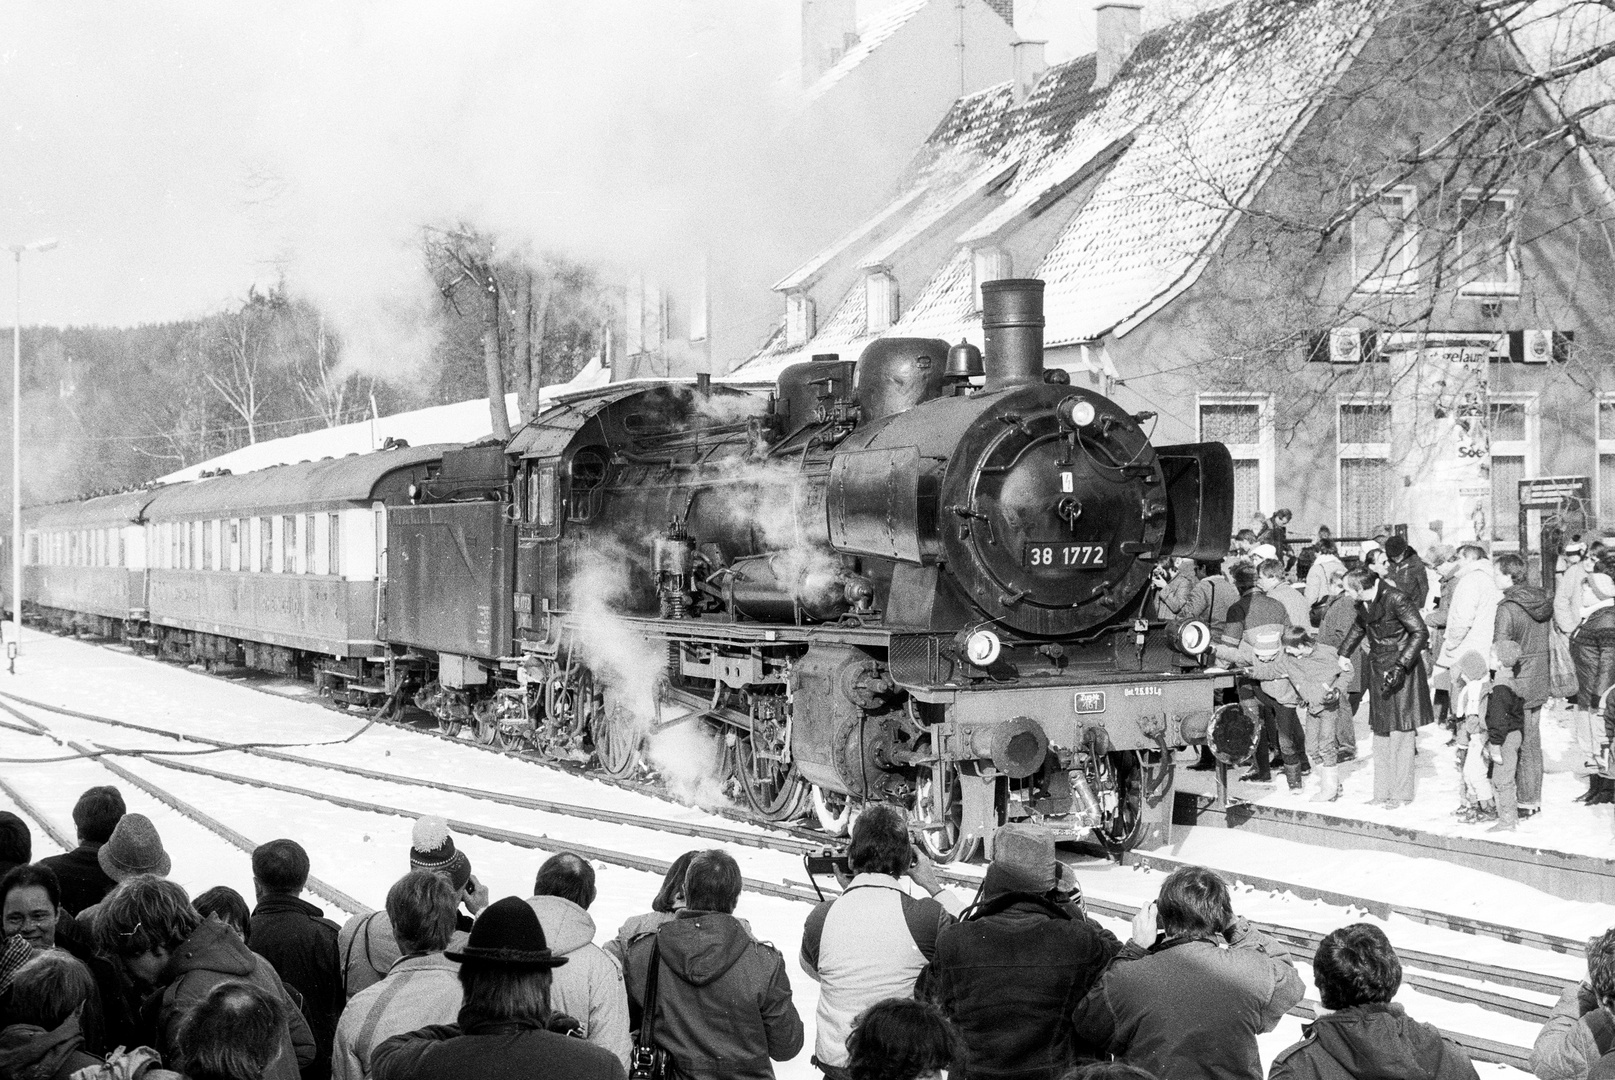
[9,238,56,671]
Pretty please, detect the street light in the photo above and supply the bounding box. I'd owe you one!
[9,238,56,670]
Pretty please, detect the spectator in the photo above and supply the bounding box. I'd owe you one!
[0,951,104,1079]
[922,824,1120,1078]
[249,839,342,1080]
[1,864,61,954]
[1270,924,1476,1080]
[1223,564,1301,785]
[1071,865,1303,1080]
[37,787,123,916]
[625,850,803,1080]
[333,871,463,1080]
[1435,545,1500,681]
[1220,626,1308,790]
[195,886,252,944]
[0,935,29,998]
[0,814,29,879]
[369,895,624,1080]
[1178,561,1238,641]
[338,817,484,996]
[1451,651,1496,825]
[1215,628,1347,802]
[1305,536,1347,605]
[1383,536,1431,612]
[1493,553,1550,820]
[1485,641,1528,833]
[845,998,962,1080]
[75,813,170,930]
[1573,559,1615,789]
[1314,570,1362,763]
[1260,559,1309,629]
[1557,543,1598,775]
[603,851,696,968]
[801,805,963,1079]
[1533,927,1615,1079]
[1155,559,1198,619]
[526,853,630,1066]
[1059,1066,1160,1080]
[92,874,314,1079]
[178,981,289,1080]
[1341,568,1433,808]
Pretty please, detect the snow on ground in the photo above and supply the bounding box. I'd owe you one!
[0,634,1561,1076]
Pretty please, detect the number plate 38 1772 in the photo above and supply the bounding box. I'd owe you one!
[1023,542,1108,568]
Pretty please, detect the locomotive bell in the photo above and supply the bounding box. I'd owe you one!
[945,340,984,379]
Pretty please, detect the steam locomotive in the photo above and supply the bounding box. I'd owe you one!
[12,278,1234,860]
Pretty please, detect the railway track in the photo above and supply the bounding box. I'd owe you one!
[0,690,1566,1069]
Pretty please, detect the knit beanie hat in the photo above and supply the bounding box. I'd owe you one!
[1248,625,1283,659]
[1455,650,1489,683]
[410,816,472,892]
[98,813,171,882]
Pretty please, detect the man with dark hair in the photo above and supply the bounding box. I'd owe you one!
[1343,567,1434,808]
[923,824,1120,1078]
[800,805,963,1079]
[95,875,313,1080]
[1073,865,1302,1079]
[0,812,30,879]
[845,998,962,1080]
[1493,552,1550,820]
[333,872,464,1080]
[1383,535,1430,611]
[195,886,252,944]
[370,895,624,1080]
[2,864,62,954]
[249,839,342,1080]
[1271,924,1475,1079]
[0,951,104,1078]
[38,786,124,915]
[1532,927,1615,1079]
[527,852,629,1066]
[626,851,802,1080]
[179,981,288,1080]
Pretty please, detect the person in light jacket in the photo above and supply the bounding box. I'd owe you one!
[1435,545,1501,678]
[1532,927,1615,1080]
[526,853,631,1067]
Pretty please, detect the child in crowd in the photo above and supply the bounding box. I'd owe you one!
[1215,627,1347,801]
[1486,640,1527,832]
[1452,651,1496,825]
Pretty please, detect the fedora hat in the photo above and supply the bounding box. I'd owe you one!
[991,823,1077,895]
[97,813,171,882]
[446,896,568,968]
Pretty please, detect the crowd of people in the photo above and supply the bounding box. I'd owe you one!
[7,783,1600,1080]
[1156,513,1615,830]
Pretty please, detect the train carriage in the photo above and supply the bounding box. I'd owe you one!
[15,489,160,637]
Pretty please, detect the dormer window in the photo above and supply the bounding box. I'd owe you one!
[865,270,898,332]
[972,247,1011,311]
[786,291,816,346]
[1457,191,1519,296]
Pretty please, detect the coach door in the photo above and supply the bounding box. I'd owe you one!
[514,459,561,643]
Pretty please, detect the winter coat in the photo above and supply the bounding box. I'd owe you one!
[1494,584,1553,709]
[35,845,115,918]
[1239,643,1347,717]
[1315,594,1365,695]
[1071,918,1304,1080]
[251,892,343,1080]
[1556,559,1592,634]
[52,909,131,1054]
[625,910,804,1080]
[800,873,962,1069]
[332,952,462,1080]
[1222,590,1291,647]
[922,867,1121,1079]
[369,1019,626,1080]
[1531,981,1615,1080]
[1436,560,1501,670]
[1486,683,1525,745]
[1182,575,1239,635]
[526,895,631,1067]
[339,910,469,997]
[0,1018,102,1080]
[154,917,316,1080]
[1573,606,1615,712]
[1387,551,1431,612]
[1341,584,1434,735]
[603,911,674,969]
[1305,554,1347,604]
[1265,583,1310,629]
[1268,1003,1477,1080]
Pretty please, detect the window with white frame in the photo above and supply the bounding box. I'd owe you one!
[1457,192,1518,295]
[1338,401,1393,536]
[1198,396,1273,528]
[1488,398,1535,546]
[1352,186,1419,293]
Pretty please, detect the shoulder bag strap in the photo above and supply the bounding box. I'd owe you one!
[637,939,663,1050]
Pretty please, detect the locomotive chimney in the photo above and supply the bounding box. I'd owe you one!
[981,279,1045,392]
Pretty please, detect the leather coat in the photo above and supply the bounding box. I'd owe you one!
[1341,585,1434,735]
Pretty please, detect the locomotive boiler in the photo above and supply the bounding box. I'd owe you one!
[387,278,1235,859]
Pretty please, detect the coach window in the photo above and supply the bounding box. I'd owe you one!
[328,513,341,577]
[281,515,297,573]
[202,521,214,571]
[305,514,316,574]
[567,448,608,523]
[228,519,240,572]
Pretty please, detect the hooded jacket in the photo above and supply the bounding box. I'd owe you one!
[1436,559,1501,670]
[922,865,1120,1079]
[1269,1003,1477,1080]
[603,911,674,969]
[526,895,630,1067]
[154,917,316,1080]
[624,910,803,1080]
[331,953,462,1080]
[251,892,343,1080]
[1494,583,1553,709]
[0,1017,102,1080]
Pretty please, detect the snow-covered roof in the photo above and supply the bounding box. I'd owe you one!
[804,0,930,102]
[741,0,1389,369]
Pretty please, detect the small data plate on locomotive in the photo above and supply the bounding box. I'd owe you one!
[1024,542,1108,569]
[1073,691,1106,714]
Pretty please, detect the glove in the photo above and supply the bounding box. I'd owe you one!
[1381,664,1407,696]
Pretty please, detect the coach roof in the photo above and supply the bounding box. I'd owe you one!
[26,488,163,531]
[144,444,451,520]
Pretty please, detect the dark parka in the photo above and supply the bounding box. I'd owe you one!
[624,910,803,1080]
[1494,584,1553,710]
[921,866,1121,1080]
[249,893,343,1080]
[1340,584,1434,735]
[0,1017,102,1080]
[1269,1003,1478,1080]
[370,1020,626,1080]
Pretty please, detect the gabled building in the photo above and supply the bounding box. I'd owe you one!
[733,0,1615,567]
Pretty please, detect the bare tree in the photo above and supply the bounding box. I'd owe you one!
[424,226,513,440]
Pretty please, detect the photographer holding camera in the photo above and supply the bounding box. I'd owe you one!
[800,805,966,1080]
[1072,865,1302,1080]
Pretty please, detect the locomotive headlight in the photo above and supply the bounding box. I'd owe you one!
[1057,396,1098,430]
[965,628,1002,666]
[1177,620,1212,655]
